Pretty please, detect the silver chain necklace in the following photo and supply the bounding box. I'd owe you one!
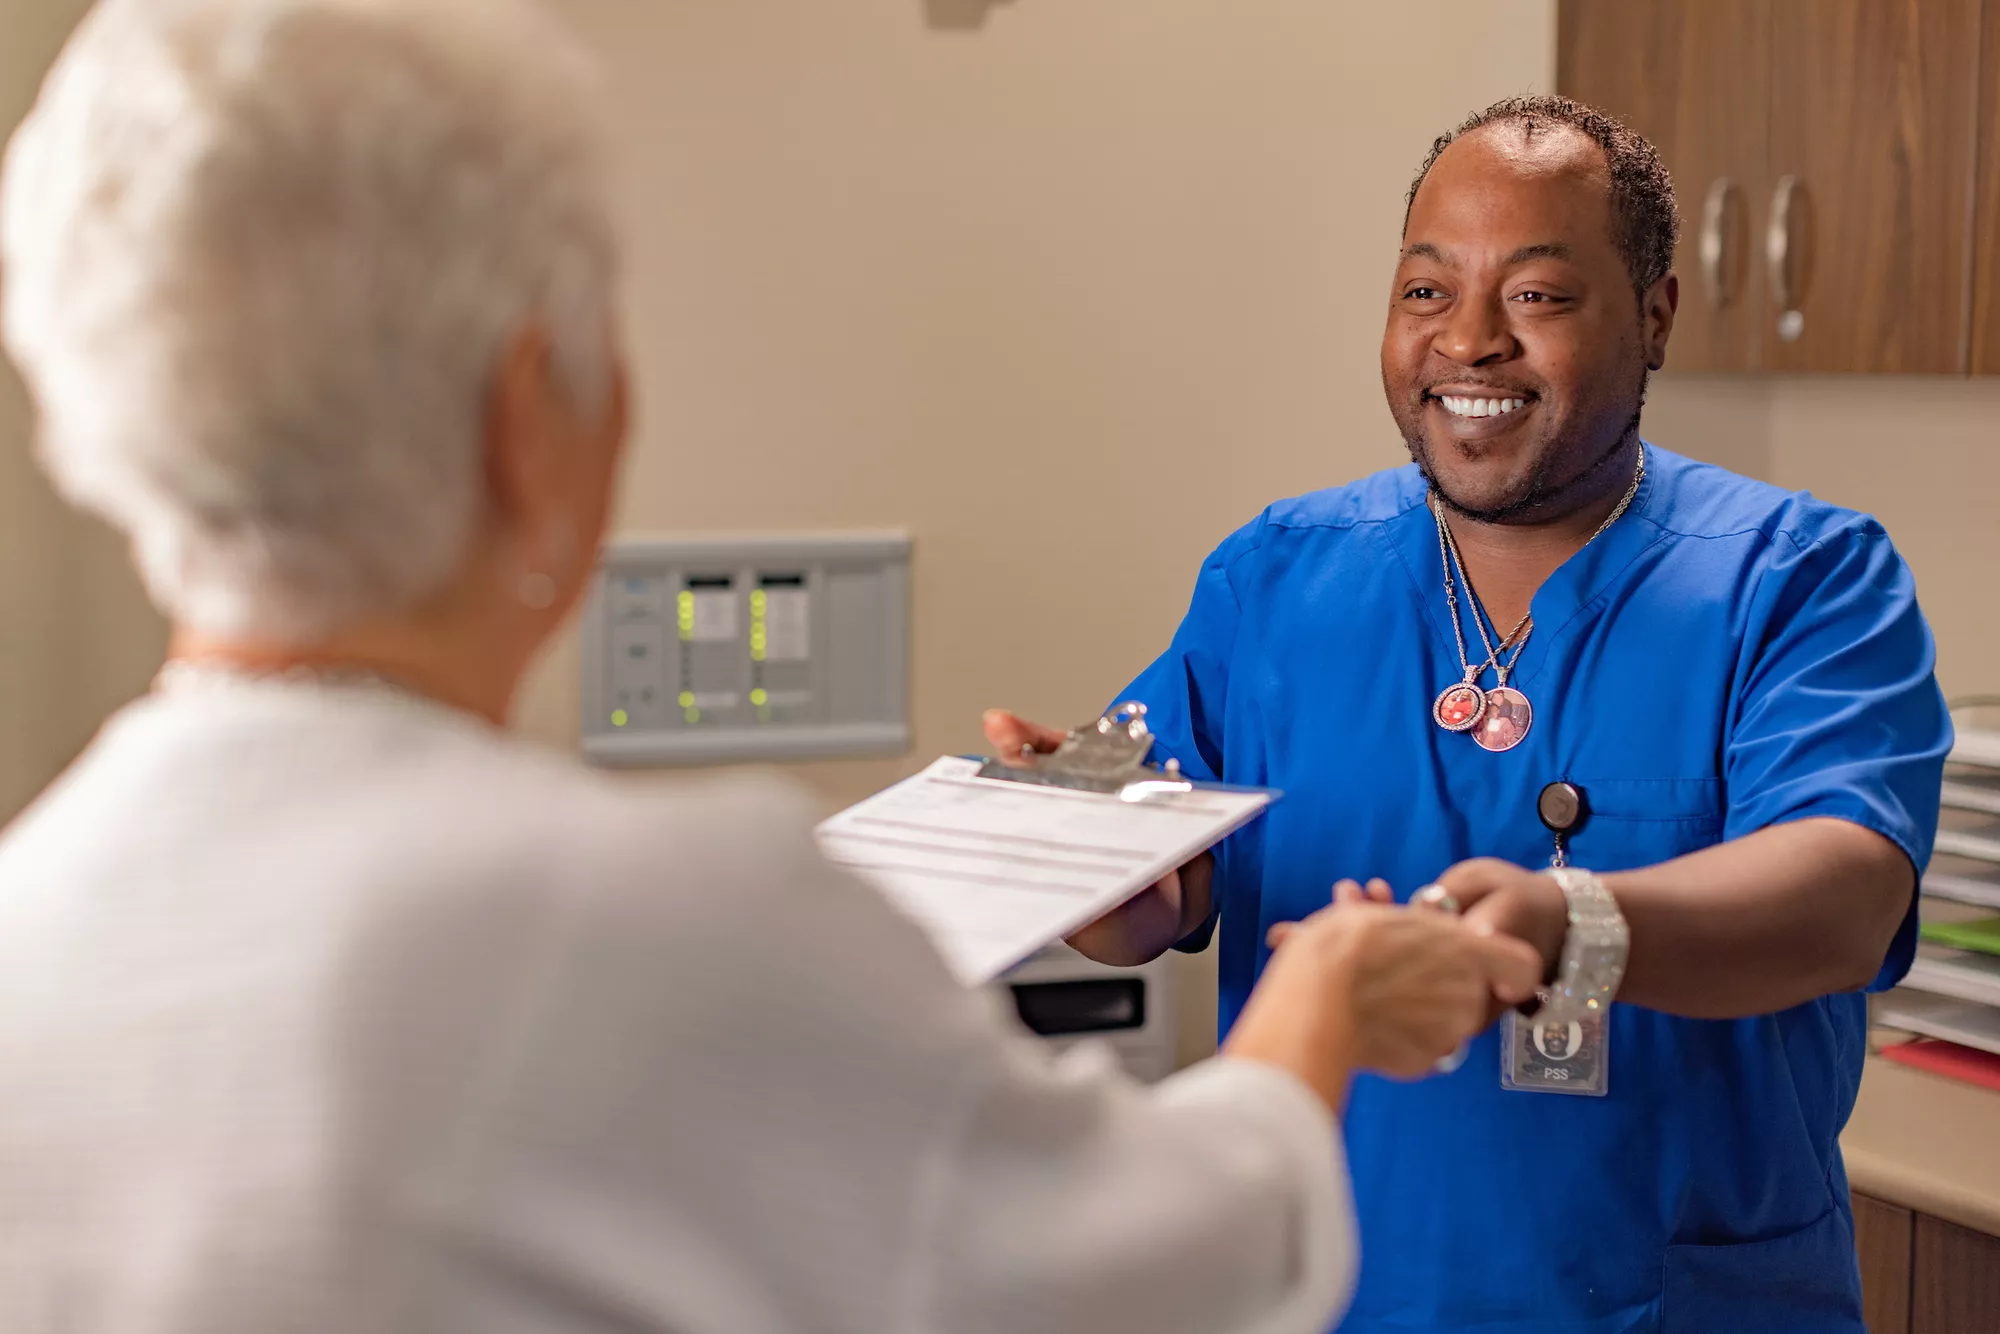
[1429,444,1647,753]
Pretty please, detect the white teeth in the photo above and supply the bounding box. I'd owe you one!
[1437,394,1527,419]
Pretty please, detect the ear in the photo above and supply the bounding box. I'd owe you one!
[1643,271,1679,371]
[483,325,567,542]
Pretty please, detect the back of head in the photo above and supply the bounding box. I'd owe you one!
[1,0,619,641]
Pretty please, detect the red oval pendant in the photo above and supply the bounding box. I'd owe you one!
[1433,682,1486,733]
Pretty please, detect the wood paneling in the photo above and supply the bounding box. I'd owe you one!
[1913,1213,2000,1333]
[1765,0,1983,372]
[1557,0,1686,154]
[1854,1193,1913,1334]
[1968,0,2000,371]
[1558,0,1770,372]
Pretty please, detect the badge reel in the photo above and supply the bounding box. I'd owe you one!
[1501,782,1610,1097]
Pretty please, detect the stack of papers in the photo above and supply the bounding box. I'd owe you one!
[817,756,1273,984]
[1920,916,2000,957]
[1886,723,2000,1069]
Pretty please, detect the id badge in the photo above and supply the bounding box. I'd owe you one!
[1501,1008,1608,1097]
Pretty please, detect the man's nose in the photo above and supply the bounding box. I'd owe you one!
[1433,290,1515,366]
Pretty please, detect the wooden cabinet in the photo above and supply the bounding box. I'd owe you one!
[1558,0,1990,374]
[1913,1213,2000,1333]
[1969,1,2000,372]
[1559,0,1771,372]
[1851,1193,2000,1331]
[1764,0,1981,373]
[1855,1193,1913,1334]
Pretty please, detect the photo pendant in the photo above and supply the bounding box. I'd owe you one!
[1472,686,1532,753]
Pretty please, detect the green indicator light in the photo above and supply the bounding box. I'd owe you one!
[683,706,702,724]
[750,591,768,611]
[678,691,695,708]
[750,688,769,706]
[610,709,629,728]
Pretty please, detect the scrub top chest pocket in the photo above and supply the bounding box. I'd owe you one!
[1558,775,1725,868]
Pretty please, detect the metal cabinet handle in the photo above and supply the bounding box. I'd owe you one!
[1766,175,1809,340]
[1698,178,1741,308]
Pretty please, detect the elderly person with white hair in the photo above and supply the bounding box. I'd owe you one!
[0,2,1541,1331]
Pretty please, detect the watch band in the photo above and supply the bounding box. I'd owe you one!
[1539,867,1629,1023]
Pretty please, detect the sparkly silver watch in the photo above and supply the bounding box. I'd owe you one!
[1537,868,1630,1023]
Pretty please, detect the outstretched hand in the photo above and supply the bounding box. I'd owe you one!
[982,709,1068,765]
[1254,902,1541,1080]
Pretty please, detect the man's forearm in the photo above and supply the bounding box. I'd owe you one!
[1605,818,1914,1018]
[1066,852,1215,967]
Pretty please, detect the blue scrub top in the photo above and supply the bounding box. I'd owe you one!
[1120,446,1950,1334]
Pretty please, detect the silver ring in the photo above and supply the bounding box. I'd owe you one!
[1412,884,1461,915]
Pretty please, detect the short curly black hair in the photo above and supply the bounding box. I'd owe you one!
[1403,95,1679,303]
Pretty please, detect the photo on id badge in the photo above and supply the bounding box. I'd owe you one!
[1503,1010,1608,1096]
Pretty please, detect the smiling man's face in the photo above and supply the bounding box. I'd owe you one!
[1382,121,1674,524]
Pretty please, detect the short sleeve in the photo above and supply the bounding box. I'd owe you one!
[1116,518,1262,952]
[1724,520,1952,991]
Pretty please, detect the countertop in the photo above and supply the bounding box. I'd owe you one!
[1841,1054,2000,1235]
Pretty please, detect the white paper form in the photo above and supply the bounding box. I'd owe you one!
[817,756,1275,985]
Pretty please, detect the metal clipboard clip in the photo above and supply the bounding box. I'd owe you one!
[975,702,1195,803]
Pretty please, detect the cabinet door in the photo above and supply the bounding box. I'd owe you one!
[1913,1213,2000,1333]
[1544,0,1768,370]
[1766,0,1982,372]
[1966,0,2000,371]
[1853,1193,1912,1334]
[1557,0,1770,372]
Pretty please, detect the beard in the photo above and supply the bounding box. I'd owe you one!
[1399,367,1649,525]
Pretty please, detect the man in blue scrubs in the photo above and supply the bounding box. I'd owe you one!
[988,96,1950,1332]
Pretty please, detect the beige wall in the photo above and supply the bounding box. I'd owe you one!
[0,0,167,822]
[1,0,1564,824]
[521,0,1558,1061]
[1648,376,2000,704]
[516,0,1564,774]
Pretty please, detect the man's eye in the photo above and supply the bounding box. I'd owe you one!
[1512,291,1559,304]
[1404,286,1444,301]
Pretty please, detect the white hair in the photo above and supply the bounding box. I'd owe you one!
[1,0,619,640]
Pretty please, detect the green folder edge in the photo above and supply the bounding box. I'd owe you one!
[1919,915,2000,956]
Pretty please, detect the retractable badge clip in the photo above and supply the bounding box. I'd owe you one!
[1538,780,1587,867]
[976,702,1195,802]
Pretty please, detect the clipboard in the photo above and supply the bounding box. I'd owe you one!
[817,703,1277,984]
[973,701,1204,801]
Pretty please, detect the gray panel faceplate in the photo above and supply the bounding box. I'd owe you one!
[581,532,910,766]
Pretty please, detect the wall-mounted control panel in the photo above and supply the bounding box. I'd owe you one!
[581,532,910,766]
